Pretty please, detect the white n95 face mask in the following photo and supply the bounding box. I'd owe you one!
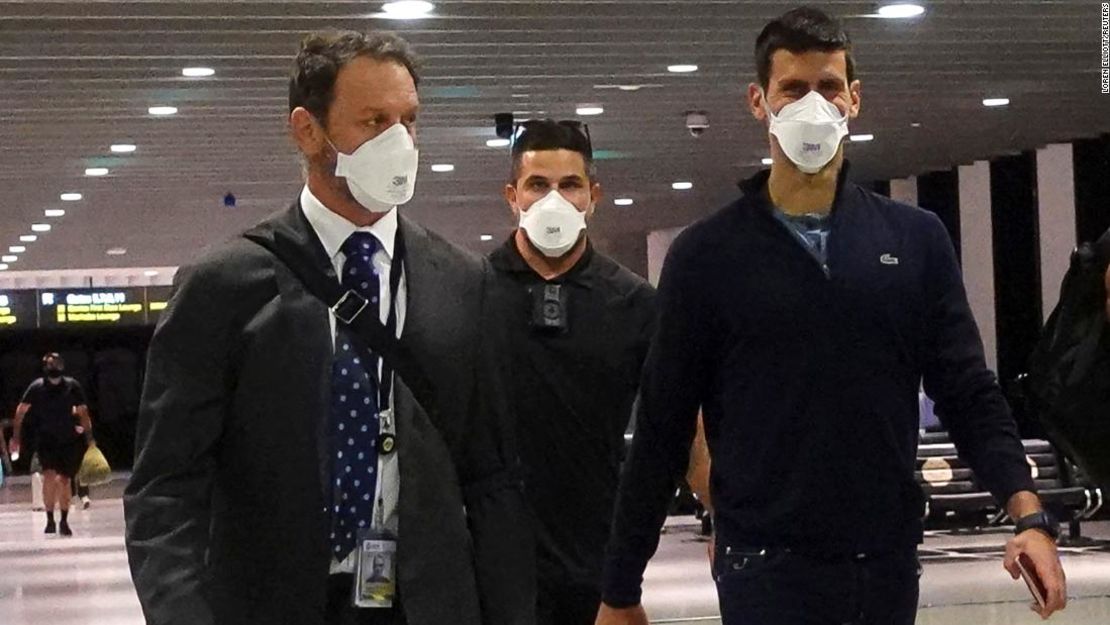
[333,123,419,213]
[519,190,588,258]
[764,90,849,174]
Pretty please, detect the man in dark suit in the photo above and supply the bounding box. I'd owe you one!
[124,30,533,625]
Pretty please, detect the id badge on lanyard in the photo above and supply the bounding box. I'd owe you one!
[353,525,397,608]
[352,406,398,609]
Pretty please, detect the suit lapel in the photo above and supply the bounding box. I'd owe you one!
[397,215,441,343]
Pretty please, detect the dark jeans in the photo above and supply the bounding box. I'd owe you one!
[537,577,601,625]
[714,545,921,625]
[325,574,406,625]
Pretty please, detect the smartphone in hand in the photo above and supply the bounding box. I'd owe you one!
[1017,553,1048,610]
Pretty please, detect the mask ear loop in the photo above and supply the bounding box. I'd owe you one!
[760,89,779,122]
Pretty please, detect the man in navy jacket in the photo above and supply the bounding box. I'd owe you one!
[597,7,1066,625]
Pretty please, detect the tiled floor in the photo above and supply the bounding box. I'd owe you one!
[2,476,1109,624]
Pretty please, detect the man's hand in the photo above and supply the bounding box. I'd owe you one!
[1004,529,1067,619]
[595,602,649,625]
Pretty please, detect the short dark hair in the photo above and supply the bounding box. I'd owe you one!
[510,120,596,183]
[289,30,420,125]
[755,7,855,90]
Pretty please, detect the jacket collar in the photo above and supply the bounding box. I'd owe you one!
[739,160,855,217]
[490,233,599,289]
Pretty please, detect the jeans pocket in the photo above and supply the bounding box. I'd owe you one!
[713,548,789,583]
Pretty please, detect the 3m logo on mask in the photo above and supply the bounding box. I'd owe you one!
[802,142,822,153]
[391,175,408,187]
[545,226,562,235]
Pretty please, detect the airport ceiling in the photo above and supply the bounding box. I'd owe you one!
[1,0,1108,274]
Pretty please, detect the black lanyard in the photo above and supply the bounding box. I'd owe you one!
[376,226,405,417]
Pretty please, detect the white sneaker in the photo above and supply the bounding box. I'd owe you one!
[81,496,91,510]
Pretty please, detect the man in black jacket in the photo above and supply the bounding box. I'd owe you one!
[125,30,533,625]
[489,120,657,625]
[598,8,1066,625]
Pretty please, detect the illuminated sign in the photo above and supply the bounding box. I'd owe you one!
[0,291,37,329]
[0,286,174,330]
[39,288,148,326]
[146,286,173,325]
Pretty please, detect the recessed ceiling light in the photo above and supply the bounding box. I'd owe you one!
[618,85,644,91]
[106,248,128,256]
[20,235,37,243]
[381,1,434,18]
[614,198,635,206]
[762,157,774,166]
[480,235,494,242]
[9,246,25,253]
[668,64,699,73]
[672,182,694,190]
[182,67,216,77]
[876,3,926,18]
[910,122,922,128]
[149,106,178,116]
[850,134,875,142]
[431,164,455,173]
[576,106,604,116]
[60,192,82,201]
[1,255,17,263]
[144,270,160,277]
[45,209,66,218]
[31,224,51,233]
[486,138,511,148]
[111,144,137,153]
[983,98,1010,107]
[85,167,109,177]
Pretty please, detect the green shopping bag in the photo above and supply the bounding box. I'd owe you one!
[77,445,112,486]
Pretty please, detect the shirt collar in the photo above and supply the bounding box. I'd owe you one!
[300,185,398,261]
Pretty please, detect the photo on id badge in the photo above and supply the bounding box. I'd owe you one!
[355,533,397,608]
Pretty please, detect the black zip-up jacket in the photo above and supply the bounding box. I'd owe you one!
[602,164,1035,607]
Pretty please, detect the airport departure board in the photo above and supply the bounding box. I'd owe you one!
[0,286,176,331]
[0,291,37,329]
[38,288,149,327]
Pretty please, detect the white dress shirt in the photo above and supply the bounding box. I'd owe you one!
[300,185,406,574]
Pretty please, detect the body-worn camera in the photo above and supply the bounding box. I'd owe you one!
[530,284,569,332]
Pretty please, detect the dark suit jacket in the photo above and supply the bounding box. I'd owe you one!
[124,202,535,625]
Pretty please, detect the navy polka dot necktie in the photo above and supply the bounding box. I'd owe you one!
[330,231,383,561]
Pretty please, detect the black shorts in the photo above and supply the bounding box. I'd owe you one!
[38,437,86,478]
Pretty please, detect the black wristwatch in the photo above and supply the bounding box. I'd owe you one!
[1014,510,1060,540]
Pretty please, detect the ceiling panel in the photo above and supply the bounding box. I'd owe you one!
[1,0,1108,275]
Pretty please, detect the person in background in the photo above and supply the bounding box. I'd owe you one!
[491,119,711,625]
[489,119,656,625]
[10,353,95,537]
[597,7,1066,625]
[73,472,92,509]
